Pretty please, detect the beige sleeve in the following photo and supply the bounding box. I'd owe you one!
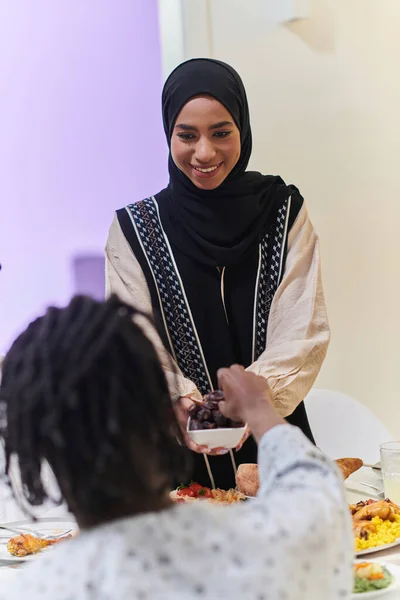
[246,203,330,418]
[105,214,201,402]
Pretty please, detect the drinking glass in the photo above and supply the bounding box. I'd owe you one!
[380,441,400,503]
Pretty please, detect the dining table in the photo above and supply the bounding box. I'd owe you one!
[1,463,399,597]
[343,464,400,598]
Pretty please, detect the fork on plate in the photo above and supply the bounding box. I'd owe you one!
[357,481,384,498]
[0,525,72,539]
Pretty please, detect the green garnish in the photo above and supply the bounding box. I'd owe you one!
[353,567,394,594]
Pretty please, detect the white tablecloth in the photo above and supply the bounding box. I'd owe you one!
[1,466,399,596]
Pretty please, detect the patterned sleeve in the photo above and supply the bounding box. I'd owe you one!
[105,214,201,402]
[246,203,330,417]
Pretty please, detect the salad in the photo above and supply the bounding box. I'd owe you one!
[354,562,394,594]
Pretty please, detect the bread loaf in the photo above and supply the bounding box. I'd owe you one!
[235,456,362,495]
[235,463,259,497]
[335,457,363,480]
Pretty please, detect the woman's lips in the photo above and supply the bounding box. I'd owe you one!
[190,162,223,179]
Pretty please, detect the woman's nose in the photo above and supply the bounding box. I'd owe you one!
[194,137,217,163]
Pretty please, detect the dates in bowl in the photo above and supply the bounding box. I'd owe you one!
[189,390,244,431]
[186,390,247,450]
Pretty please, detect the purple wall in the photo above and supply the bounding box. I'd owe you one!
[0,1,168,353]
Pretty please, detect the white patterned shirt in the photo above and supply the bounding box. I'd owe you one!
[4,425,353,600]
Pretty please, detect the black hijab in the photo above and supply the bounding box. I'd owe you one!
[157,58,300,267]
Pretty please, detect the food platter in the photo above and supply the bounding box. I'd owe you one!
[0,516,76,563]
[352,499,400,556]
[352,562,400,598]
[170,482,245,505]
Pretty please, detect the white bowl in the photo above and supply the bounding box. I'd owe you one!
[187,419,247,450]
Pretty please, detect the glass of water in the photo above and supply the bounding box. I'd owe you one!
[380,442,400,504]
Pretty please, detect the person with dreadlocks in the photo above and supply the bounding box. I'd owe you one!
[0,295,351,600]
[106,58,330,490]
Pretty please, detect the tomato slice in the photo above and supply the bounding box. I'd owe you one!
[177,487,196,497]
[177,483,212,499]
[189,483,203,493]
[197,486,212,498]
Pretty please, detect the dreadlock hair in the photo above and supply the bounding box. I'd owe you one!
[0,294,191,526]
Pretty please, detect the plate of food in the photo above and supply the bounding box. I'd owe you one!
[352,561,400,597]
[170,482,246,505]
[187,390,247,450]
[0,516,77,562]
[352,499,400,556]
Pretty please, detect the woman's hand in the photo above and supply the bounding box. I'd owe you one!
[174,396,207,453]
[234,425,251,452]
[174,395,228,455]
[217,365,286,443]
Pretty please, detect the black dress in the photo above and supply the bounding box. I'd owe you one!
[116,193,315,490]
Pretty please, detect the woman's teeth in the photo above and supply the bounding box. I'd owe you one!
[194,165,218,173]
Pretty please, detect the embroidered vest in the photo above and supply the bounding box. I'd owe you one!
[125,196,290,395]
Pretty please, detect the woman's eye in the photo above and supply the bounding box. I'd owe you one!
[177,133,196,141]
[213,131,232,138]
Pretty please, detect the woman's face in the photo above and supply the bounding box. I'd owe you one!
[170,95,241,190]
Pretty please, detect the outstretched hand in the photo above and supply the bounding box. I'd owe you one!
[217,365,286,443]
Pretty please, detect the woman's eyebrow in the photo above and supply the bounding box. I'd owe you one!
[175,121,233,131]
[175,123,198,131]
[209,120,233,130]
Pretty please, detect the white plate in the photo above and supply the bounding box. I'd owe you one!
[356,537,400,557]
[0,516,77,563]
[352,562,400,598]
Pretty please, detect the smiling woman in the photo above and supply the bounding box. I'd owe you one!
[105,58,330,490]
[171,96,241,189]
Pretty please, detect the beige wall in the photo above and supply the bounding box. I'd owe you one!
[159,0,400,435]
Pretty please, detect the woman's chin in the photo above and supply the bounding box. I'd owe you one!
[188,171,227,191]
[192,180,221,191]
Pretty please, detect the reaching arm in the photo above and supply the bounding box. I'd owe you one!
[216,367,353,599]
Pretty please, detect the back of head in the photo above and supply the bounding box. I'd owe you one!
[0,295,189,527]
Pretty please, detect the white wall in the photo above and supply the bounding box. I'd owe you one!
[159,0,400,436]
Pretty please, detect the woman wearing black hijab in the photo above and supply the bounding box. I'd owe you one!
[106,59,330,489]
